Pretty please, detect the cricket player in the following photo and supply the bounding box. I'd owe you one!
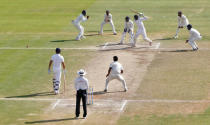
[120,16,134,44]
[48,48,66,95]
[72,10,89,41]
[133,13,152,47]
[99,10,117,35]
[186,24,202,51]
[75,69,89,119]
[104,56,128,92]
[174,11,189,38]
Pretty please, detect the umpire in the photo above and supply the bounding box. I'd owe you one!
[74,69,89,119]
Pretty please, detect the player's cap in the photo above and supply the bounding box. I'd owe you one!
[77,69,87,76]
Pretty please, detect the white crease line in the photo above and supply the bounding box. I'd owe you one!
[51,99,61,110]
[155,42,160,49]
[102,42,109,49]
[120,100,127,112]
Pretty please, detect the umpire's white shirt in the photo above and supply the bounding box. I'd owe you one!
[178,15,189,27]
[189,28,201,41]
[51,54,64,71]
[74,14,87,24]
[110,61,123,75]
[75,76,89,91]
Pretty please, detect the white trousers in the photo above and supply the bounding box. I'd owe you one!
[100,21,116,34]
[53,69,62,93]
[105,74,127,90]
[72,21,84,40]
[174,26,186,37]
[189,36,202,50]
[134,30,152,45]
[120,29,134,44]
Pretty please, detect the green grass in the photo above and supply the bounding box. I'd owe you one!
[1,0,210,124]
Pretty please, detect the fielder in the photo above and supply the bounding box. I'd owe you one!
[120,16,134,44]
[99,10,117,35]
[186,24,202,51]
[174,11,189,38]
[133,13,152,47]
[75,69,89,119]
[72,10,89,41]
[48,48,66,95]
[104,56,128,92]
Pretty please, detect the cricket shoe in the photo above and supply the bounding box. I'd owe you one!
[113,32,117,35]
[104,89,107,92]
[81,36,86,39]
[174,35,178,39]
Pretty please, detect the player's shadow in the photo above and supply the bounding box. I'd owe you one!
[5,91,55,98]
[84,33,99,36]
[93,90,125,95]
[25,117,79,124]
[50,39,76,42]
[160,49,194,52]
[153,37,174,41]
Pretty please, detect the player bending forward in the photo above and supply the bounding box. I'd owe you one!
[48,48,66,95]
[174,11,189,39]
[120,16,134,44]
[99,10,117,35]
[104,56,128,92]
[72,10,89,41]
[133,13,152,47]
[186,24,202,51]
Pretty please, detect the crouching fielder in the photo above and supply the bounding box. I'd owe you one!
[104,56,128,92]
[133,13,152,47]
[186,24,202,51]
[72,10,89,41]
[48,48,66,94]
[174,11,189,39]
[120,16,134,44]
[99,10,117,35]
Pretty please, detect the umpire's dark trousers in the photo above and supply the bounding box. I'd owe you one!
[75,89,87,117]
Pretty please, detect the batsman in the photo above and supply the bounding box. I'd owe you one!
[48,48,66,95]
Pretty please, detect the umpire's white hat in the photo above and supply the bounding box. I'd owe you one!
[77,69,86,76]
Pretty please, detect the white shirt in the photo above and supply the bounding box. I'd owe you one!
[75,76,89,91]
[124,20,134,31]
[110,61,123,75]
[51,54,64,70]
[104,14,112,22]
[73,14,87,24]
[135,16,148,31]
[178,15,189,27]
[189,28,201,41]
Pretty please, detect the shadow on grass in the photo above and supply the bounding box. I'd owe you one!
[25,117,79,124]
[84,33,99,36]
[160,49,194,52]
[5,91,55,98]
[50,39,76,42]
[153,37,174,41]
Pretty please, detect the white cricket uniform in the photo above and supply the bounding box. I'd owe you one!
[174,15,189,37]
[105,61,127,91]
[134,16,152,46]
[120,20,134,44]
[75,76,89,91]
[51,54,64,93]
[188,28,202,50]
[72,14,88,40]
[100,14,117,34]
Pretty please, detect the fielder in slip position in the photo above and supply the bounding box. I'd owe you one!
[120,16,134,45]
[72,10,89,41]
[99,10,117,35]
[75,69,89,119]
[48,48,66,95]
[174,11,189,39]
[104,56,128,92]
[186,24,202,51]
[133,13,152,47]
